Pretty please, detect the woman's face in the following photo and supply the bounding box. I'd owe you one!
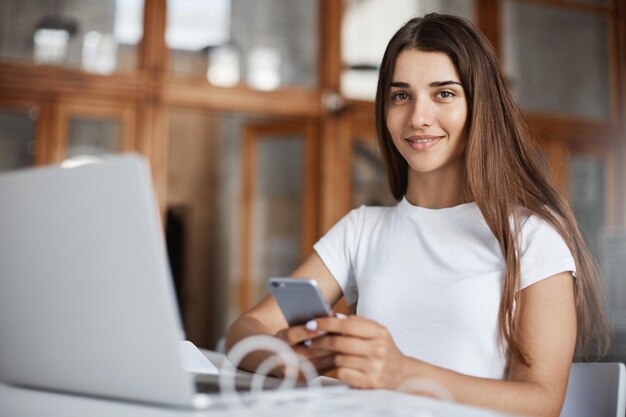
[386,49,468,179]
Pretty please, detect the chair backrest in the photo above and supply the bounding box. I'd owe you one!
[559,362,625,417]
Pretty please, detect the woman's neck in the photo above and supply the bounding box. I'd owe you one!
[404,165,471,209]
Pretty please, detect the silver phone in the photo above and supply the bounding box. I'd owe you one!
[268,277,332,326]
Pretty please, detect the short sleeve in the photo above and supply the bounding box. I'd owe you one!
[313,208,362,305]
[519,215,576,289]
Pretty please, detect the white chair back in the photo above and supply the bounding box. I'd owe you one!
[559,362,625,417]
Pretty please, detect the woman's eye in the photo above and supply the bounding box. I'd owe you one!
[391,92,409,102]
[437,90,454,99]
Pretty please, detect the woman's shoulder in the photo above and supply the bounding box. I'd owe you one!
[347,203,398,225]
[516,207,564,239]
[315,204,397,258]
[515,208,572,259]
[515,208,576,288]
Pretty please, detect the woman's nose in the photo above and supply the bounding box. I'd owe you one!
[408,98,434,128]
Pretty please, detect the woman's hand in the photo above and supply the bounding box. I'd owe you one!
[274,324,336,376]
[308,315,410,389]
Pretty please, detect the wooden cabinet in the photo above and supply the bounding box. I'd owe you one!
[0,0,624,349]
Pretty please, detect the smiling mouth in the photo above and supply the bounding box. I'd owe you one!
[407,137,439,143]
[404,136,443,149]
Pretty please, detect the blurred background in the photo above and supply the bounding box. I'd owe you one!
[0,0,624,360]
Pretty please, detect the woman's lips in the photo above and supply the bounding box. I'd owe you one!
[404,135,443,150]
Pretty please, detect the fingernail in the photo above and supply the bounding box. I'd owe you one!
[305,320,318,331]
[335,313,347,319]
[304,339,312,347]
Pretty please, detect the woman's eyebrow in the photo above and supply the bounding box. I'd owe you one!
[429,80,462,87]
[390,80,463,88]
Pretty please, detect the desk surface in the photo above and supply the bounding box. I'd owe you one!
[0,350,519,417]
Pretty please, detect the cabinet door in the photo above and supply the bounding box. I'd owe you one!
[348,118,396,209]
[567,142,624,329]
[51,97,136,164]
[0,0,144,74]
[166,0,319,90]
[240,122,318,312]
[0,97,49,171]
[502,0,613,121]
[0,107,37,171]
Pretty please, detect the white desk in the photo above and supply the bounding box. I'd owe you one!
[0,350,519,417]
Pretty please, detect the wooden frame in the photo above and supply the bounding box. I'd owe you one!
[50,97,137,164]
[506,0,615,15]
[476,0,501,57]
[332,111,380,215]
[163,82,322,117]
[0,94,51,167]
[239,121,319,312]
[0,62,143,99]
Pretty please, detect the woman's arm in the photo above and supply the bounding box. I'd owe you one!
[310,271,576,417]
[224,252,343,374]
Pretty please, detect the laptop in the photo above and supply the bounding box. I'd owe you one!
[0,154,299,409]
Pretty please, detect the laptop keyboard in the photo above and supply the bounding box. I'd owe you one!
[194,372,285,393]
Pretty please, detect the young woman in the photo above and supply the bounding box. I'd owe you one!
[225,13,609,417]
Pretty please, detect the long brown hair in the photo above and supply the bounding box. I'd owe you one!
[375,13,610,364]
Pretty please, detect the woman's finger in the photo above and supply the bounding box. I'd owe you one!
[275,325,327,346]
[292,344,334,359]
[336,367,372,389]
[308,354,337,374]
[334,353,371,372]
[267,354,336,378]
[310,334,378,357]
[308,315,385,339]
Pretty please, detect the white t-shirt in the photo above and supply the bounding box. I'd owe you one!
[313,197,576,379]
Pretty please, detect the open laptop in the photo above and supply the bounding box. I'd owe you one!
[0,154,300,409]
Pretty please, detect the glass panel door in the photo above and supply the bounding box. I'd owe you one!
[0,0,144,73]
[568,145,626,359]
[569,153,606,259]
[241,122,318,311]
[351,137,395,208]
[166,0,319,90]
[0,107,38,171]
[503,0,611,119]
[54,98,136,164]
[67,118,121,158]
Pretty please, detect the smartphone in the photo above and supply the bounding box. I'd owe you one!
[268,277,332,326]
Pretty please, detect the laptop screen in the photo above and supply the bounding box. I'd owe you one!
[0,154,197,407]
